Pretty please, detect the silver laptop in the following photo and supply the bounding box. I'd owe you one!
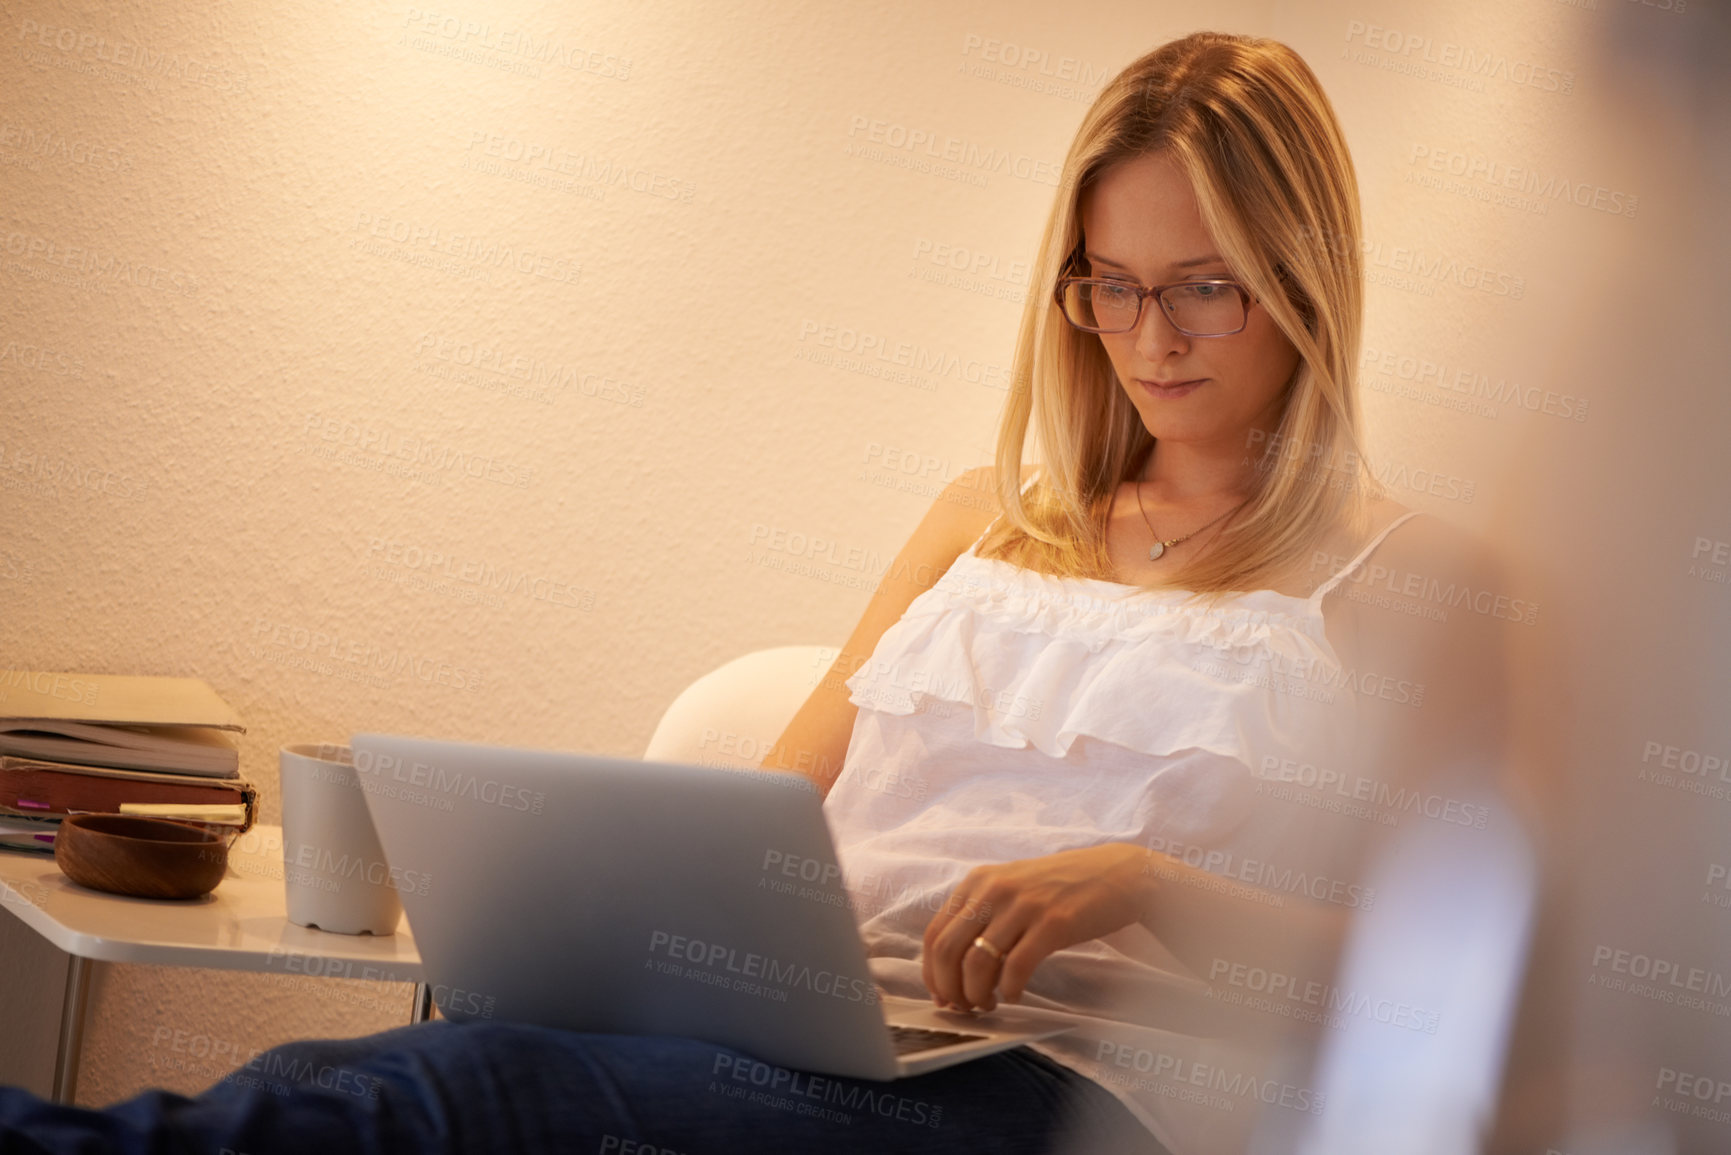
[348,733,1076,1080]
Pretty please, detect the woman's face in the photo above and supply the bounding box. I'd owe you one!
[1077,151,1301,462]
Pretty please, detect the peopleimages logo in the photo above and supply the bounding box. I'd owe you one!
[845,115,1063,186]
[1360,237,1524,299]
[247,617,488,692]
[282,842,432,896]
[1407,144,1636,217]
[1255,756,1491,829]
[16,19,249,93]
[1690,536,1731,587]
[1359,345,1589,423]
[303,412,536,488]
[796,318,1016,390]
[959,33,1107,88]
[1093,1041,1326,1114]
[0,335,86,377]
[0,669,98,705]
[1309,546,1541,626]
[1655,1066,1731,1123]
[350,748,546,814]
[366,536,594,611]
[1592,943,1730,992]
[646,930,878,1005]
[711,1052,944,1127]
[1,220,200,296]
[399,8,631,79]
[1206,959,1440,1033]
[0,121,132,173]
[1146,835,1375,909]
[350,211,582,286]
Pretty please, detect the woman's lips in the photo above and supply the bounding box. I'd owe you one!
[1137,378,1205,399]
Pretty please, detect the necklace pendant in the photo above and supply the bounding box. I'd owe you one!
[1148,541,1166,561]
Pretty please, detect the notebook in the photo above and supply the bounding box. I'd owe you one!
[348,732,1077,1080]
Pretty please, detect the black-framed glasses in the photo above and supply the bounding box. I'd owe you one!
[1054,275,1253,337]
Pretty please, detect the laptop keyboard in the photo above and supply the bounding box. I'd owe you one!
[888,1024,989,1055]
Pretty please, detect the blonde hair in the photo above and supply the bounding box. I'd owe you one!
[978,31,1378,594]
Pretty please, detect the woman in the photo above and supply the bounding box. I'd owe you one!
[767,26,1504,1153]
[0,30,1500,1155]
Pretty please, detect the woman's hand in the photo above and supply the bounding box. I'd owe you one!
[920,842,1154,1013]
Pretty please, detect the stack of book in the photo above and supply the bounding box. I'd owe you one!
[0,671,257,854]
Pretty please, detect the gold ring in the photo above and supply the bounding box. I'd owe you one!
[971,935,1005,961]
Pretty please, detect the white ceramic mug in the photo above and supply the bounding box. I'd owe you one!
[279,743,403,935]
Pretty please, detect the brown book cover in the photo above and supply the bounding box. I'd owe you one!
[0,757,258,830]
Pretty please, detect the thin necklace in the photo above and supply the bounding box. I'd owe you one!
[1133,474,1249,561]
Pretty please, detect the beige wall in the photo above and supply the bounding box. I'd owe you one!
[2,0,1727,1145]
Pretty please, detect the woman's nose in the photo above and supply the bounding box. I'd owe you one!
[1133,298,1191,361]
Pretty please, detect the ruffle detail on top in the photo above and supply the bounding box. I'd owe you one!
[844,551,1351,766]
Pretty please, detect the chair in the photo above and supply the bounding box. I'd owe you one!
[642,645,839,767]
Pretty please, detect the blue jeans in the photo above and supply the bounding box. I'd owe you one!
[0,1021,1168,1154]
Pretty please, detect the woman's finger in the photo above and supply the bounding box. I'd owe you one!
[921,871,994,1000]
[920,872,1003,1004]
[994,908,1078,1005]
[938,890,1039,1012]
[955,917,1019,1011]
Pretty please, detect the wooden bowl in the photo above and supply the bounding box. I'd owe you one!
[54,815,228,900]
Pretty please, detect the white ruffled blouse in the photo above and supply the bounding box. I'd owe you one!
[823,509,1420,1154]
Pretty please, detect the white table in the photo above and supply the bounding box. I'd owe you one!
[0,824,426,1104]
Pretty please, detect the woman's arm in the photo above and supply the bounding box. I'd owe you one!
[921,841,1351,1025]
[758,467,1024,797]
